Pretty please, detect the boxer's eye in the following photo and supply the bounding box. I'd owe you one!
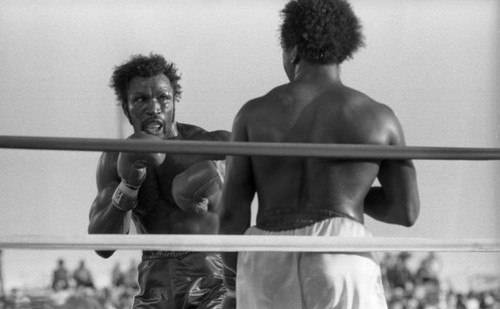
[157,94,172,105]
[133,96,146,104]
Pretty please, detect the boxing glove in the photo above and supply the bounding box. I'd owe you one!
[112,132,166,212]
[117,131,166,186]
[171,160,223,215]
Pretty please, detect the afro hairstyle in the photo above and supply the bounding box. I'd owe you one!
[109,53,182,112]
[280,0,364,65]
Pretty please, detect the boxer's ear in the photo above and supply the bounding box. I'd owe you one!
[290,46,299,64]
[122,105,132,125]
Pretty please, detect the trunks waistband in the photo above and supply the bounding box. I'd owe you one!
[256,208,355,232]
[142,251,192,259]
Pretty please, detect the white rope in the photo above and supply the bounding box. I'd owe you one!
[0,235,498,252]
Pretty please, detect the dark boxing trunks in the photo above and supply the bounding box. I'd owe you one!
[133,251,226,309]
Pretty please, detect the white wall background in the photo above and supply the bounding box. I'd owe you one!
[0,0,498,291]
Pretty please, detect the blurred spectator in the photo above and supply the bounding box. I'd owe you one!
[73,260,95,289]
[456,293,468,309]
[480,291,497,308]
[415,252,442,286]
[386,252,414,292]
[466,291,480,309]
[52,259,70,291]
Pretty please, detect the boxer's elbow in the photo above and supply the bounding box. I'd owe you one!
[401,199,420,227]
[88,225,119,259]
[95,250,115,259]
[88,229,116,259]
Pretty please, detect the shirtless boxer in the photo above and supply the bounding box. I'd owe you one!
[88,54,230,308]
[220,0,420,308]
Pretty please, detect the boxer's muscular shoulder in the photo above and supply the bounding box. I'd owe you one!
[205,130,230,141]
[176,123,207,139]
[177,122,230,141]
[96,152,120,188]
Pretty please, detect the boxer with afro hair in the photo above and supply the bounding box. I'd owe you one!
[220,0,419,308]
[90,53,230,308]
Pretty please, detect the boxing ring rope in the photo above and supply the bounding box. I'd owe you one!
[0,135,499,252]
[3,135,500,160]
[0,235,498,252]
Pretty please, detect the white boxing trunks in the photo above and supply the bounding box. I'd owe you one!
[236,217,388,309]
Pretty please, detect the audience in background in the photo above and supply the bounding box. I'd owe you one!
[51,259,70,292]
[73,260,95,290]
[0,253,498,308]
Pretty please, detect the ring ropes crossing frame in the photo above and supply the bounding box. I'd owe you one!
[0,135,499,252]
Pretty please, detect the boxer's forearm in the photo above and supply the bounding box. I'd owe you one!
[364,186,418,227]
[88,201,132,259]
[88,185,133,259]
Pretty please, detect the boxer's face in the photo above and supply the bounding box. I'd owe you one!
[126,74,176,139]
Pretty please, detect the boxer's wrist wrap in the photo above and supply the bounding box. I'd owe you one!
[112,180,139,212]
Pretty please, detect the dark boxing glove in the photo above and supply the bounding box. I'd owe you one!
[117,131,165,173]
[171,160,223,215]
[113,132,166,212]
